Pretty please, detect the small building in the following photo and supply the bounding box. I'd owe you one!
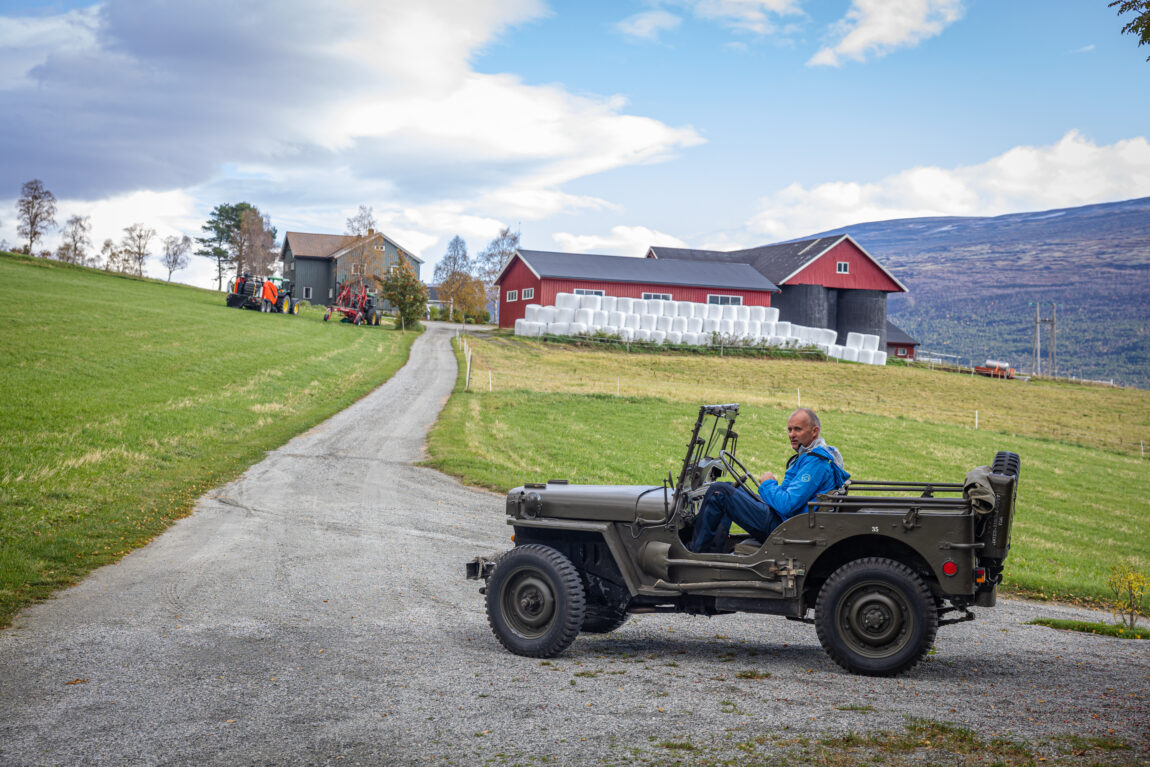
[885,321,920,360]
[648,235,906,347]
[281,229,423,305]
[495,249,778,329]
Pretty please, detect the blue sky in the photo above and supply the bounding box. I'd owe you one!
[1,0,1148,287]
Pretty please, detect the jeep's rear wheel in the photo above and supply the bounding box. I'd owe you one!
[581,602,629,634]
[815,557,937,677]
[487,545,585,657]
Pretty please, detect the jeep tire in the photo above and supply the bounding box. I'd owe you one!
[815,557,938,677]
[486,545,586,658]
[580,602,629,634]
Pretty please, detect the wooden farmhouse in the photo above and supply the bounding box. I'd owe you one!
[648,235,907,348]
[885,320,921,360]
[281,229,423,305]
[495,249,779,329]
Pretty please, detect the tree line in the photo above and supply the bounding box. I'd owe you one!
[431,227,519,322]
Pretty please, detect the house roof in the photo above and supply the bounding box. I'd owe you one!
[282,232,356,260]
[649,234,907,292]
[282,230,424,264]
[500,249,779,292]
[885,320,920,346]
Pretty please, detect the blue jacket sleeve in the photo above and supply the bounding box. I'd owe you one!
[757,456,833,520]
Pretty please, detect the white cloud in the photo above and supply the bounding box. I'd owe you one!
[615,10,682,42]
[693,0,804,35]
[748,131,1150,239]
[0,6,101,89]
[1072,44,1095,54]
[808,0,964,67]
[552,225,689,256]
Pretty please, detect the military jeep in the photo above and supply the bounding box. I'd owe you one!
[466,404,1020,677]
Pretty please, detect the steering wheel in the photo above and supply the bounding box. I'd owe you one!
[719,450,759,497]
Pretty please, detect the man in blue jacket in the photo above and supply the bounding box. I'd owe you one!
[689,408,849,553]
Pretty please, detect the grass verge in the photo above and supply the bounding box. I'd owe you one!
[1027,618,1150,639]
[427,335,1150,606]
[0,252,419,627]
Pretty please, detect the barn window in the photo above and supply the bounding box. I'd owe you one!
[707,294,743,306]
[574,288,605,296]
[897,347,907,357]
[303,286,313,300]
[643,292,672,300]
[506,290,518,302]
[522,287,534,300]
[836,261,849,274]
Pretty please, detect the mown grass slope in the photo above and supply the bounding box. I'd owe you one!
[428,334,1150,606]
[0,252,419,627]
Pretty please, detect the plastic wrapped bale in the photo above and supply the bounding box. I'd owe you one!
[841,345,860,362]
[732,319,748,338]
[650,330,666,345]
[624,313,640,330]
[529,321,547,337]
[514,318,528,336]
[616,297,634,313]
[635,328,653,342]
[747,321,761,340]
[687,317,703,334]
[703,318,720,334]
[574,308,594,325]
[632,299,648,315]
[646,299,665,316]
[719,319,735,337]
[666,330,682,345]
[579,294,602,311]
[523,304,542,322]
[760,321,775,337]
[671,316,688,334]
[639,314,657,331]
[692,303,709,319]
[656,315,673,332]
[547,321,570,336]
[719,305,737,321]
[556,307,576,323]
[748,305,766,323]
[556,293,580,310]
[775,321,791,337]
[677,301,694,318]
[828,344,844,359]
[615,327,633,342]
[592,310,608,328]
[872,350,888,366]
[858,349,875,364]
[706,303,723,321]
[767,335,785,347]
[862,334,881,352]
[735,305,750,322]
[764,307,780,324]
[539,305,558,323]
[601,295,617,312]
[607,310,624,328]
[569,322,588,336]
[790,325,808,343]
[846,332,865,349]
[682,331,699,346]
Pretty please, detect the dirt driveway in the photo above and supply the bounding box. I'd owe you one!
[1,323,1147,766]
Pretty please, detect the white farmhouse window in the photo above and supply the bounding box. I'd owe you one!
[522,287,534,300]
[506,290,518,302]
[351,262,366,276]
[573,288,605,296]
[897,347,907,357]
[836,261,850,274]
[303,286,313,300]
[707,294,742,305]
[642,292,672,300]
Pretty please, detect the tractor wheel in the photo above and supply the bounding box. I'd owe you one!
[323,308,332,322]
[815,557,937,677]
[486,545,585,658]
[354,311,363,326]
[373,310,381,326]
[292,300,300,315]
[991,451,1020,479]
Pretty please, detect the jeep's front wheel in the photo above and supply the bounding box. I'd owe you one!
[815,557,938,677]
[486,545,585,657]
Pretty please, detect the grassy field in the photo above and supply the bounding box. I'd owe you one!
[428,333,1150,607]
[0,252,419,627]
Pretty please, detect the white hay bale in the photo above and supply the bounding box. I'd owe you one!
[747,321,761,339]
[703,318,720,333]
[841,345,859,361]
[548,322,569,336]
[574,308,593,325]
[775,321,791,337]
[666,330,682,345]
[872,351,888,366]
[514,318,527,335]
[632,299,648,315]
[732,319,748,337]
[760,321,775,337]
[624,313,640,329]
[556,307,576,323]
[671,316,687,333]
[735,305,750,322]
[676,301,693,318]
[538,305,557,323]
[555,293,579,310]
[687,317,703,333]
[862,334,880,352]
[650,330,666,345]
[846,332,865,349]
[639,314,657,331]
[655,315,671,332]
[719,319,734,337]
[692,303,709,319]
[592,310,608,327]
[764,307,780,324]
[706,303,723,321]
[601,295,617,312]
[523,304,541,322]
[606,311,624,328]
[748,306,766,323]
[617,327,634,342]
[569,322,588,335]
[615,297,634,313]
[635,328,652,342]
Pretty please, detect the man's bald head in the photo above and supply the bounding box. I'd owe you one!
[786,408,821,451]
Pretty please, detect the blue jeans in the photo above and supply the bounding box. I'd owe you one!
[689,482,783,553]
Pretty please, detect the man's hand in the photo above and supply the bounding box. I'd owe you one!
[758,471,776,485]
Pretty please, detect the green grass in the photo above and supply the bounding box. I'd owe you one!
[428,335,1150,606]
[1027,618,1150,639]
[0,252,419,627]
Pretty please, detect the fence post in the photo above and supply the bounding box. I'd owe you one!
[975,410,979,430]
[489,370,492,392]
[797,388,801,407]
[617,377,620,396]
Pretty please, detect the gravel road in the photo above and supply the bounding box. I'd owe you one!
[1,322,1147,766]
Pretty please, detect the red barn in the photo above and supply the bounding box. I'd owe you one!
[495,249,778,328]
[649,235,907,347]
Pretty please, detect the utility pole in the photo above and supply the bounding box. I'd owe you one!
[1030,301,1057,379]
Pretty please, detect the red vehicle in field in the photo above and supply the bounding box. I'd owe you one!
[974,360,1015,379]
[324,280,382,326]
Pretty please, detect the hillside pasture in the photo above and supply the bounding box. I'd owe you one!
[0,253,419,627]
[428,333,1150,606]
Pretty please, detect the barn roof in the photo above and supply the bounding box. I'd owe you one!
[885,320,920,346]
[502,249,779,292]
[650,234,907,292]
[282,232,355,260]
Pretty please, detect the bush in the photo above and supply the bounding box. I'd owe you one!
[1108,562,1148,628]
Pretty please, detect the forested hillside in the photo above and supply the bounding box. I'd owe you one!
[806,197,1150,387]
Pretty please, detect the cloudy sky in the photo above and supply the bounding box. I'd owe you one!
[2,0,1149,288]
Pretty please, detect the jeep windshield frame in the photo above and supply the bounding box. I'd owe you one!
[671,404,740,517]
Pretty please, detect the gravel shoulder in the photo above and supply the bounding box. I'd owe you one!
[1,322,1147,766]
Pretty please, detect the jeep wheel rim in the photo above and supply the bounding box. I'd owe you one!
[837,581,910,655]
[502,570,555,637]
